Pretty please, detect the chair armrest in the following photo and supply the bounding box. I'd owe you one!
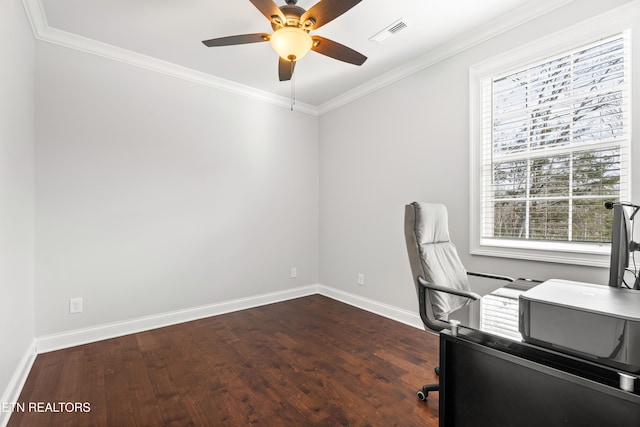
[417,276,481,301]
[467,271,514,283]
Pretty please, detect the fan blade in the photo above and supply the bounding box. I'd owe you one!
[311,36,367,65]
[301,0,361,30]
[278,57,296,81]
[202,33,269,47]
[249,0,285,23]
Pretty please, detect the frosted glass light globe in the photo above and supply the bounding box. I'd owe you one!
[269,27,313,61]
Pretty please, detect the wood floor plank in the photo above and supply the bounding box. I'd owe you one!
[8,295,439,426]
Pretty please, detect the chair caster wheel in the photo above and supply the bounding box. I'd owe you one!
[416,390,428,401]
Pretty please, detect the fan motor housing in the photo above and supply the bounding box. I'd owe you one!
[272,5,307,30]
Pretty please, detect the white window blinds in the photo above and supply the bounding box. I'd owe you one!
[479,287,524,341]
[479,33,631,245]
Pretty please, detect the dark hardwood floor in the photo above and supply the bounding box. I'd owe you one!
[9,295,440,426]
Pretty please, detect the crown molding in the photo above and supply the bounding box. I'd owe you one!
[24,0,622,117]
[21,0,319,116]
[317,0,576,114]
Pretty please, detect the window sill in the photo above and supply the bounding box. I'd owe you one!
[472,239,610,267]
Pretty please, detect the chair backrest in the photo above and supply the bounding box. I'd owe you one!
[404,202,471,331]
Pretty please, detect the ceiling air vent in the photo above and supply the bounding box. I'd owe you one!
[369,18,410,44]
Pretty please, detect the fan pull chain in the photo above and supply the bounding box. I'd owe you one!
[290,61,295,111]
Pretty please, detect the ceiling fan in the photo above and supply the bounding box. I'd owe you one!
[201,0,367,81]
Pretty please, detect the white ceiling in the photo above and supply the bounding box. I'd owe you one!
[34,0,567,109]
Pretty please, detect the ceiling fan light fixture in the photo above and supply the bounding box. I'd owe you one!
[269,27,313,61]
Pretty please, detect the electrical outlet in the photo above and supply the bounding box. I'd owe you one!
[357,273,365,286]
[291,267,297,278]
[69,297,83,314]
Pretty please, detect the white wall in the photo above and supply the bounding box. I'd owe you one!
[8,0,640,365]
[0,0,36,407]
[319,0,639,312]
[34,43,319,336]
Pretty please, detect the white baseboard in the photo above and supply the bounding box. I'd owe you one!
[317,285,424,330]
[35,284,423,354]
[36,285,320,353]
[0,341,37,427]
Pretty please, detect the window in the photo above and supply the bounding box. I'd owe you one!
[471,31,631,266]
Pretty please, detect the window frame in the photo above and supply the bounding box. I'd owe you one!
[470,20,633,267]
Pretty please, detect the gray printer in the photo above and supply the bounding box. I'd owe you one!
[519,279,640,373]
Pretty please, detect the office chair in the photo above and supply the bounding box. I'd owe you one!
[404,202,513,400]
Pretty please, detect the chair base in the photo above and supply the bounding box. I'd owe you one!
[416,365,440,401]
[416,383,439,401]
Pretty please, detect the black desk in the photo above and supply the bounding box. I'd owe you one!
[439,278,640,427]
